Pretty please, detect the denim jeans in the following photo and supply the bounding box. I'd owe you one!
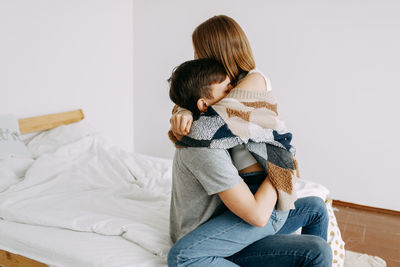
[168,173,332,267]
[228,197,332,267]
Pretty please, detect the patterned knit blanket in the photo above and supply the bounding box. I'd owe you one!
[174,88,299,211]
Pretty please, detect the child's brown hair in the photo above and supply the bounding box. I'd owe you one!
[169,58,227,117]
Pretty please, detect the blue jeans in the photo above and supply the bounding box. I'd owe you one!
[168,173,332,266]
[227,197,332,267]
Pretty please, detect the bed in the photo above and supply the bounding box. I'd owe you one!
[0,110,345,267]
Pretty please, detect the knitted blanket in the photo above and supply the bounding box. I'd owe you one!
[174,88,299,211]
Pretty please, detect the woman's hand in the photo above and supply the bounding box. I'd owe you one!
[170,110,193,136]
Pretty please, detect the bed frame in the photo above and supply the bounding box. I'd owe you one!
[0,109,85,267]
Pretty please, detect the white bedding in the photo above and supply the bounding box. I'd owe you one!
[0,121,338,266]
[0,219,165,267]
[0,122,173,257]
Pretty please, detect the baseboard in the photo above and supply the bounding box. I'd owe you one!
[332,200,400,216]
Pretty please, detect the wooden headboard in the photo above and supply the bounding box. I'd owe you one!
[18,109,84,134]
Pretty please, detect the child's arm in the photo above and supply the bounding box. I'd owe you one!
[170,106,193,136]
[170,70,270,138]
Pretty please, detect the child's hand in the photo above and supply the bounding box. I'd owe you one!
[170,110,193,136]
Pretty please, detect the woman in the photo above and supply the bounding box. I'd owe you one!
[168,15,332,267]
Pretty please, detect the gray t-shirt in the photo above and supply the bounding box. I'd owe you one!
[169,147,243,243]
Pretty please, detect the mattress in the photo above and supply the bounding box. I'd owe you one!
[0,121,344,266]
[0,182,340,267]
[0,219,165,267]
[0,198,343,267]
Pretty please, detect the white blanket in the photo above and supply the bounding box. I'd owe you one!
[0,121,331,259]
[0,123,173,257]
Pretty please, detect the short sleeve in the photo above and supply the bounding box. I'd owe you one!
[178,147,243,195]
[248,69,273,92]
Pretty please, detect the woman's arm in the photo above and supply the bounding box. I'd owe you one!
[218,178,277,227]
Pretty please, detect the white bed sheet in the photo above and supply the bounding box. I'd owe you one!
[0,219,166,267]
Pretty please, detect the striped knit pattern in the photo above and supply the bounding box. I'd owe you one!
[175,88,300,211]
[213,88,282,144]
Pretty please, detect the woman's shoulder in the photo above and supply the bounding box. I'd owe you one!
[235,68,272,92]
[248,69,273,92]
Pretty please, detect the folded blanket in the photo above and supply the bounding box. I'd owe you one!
[174,88,299,211]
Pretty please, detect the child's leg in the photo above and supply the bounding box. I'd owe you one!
[167,208,288,267]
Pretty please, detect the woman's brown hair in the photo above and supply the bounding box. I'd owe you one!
[192,15,256,86]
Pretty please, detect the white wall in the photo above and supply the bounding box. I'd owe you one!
[133,0,400,211]
[0,0,134,151]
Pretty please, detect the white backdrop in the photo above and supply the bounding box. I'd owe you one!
[133,0,400,211]
[0,0,134,151]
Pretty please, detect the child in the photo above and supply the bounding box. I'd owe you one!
[169,58,233,119]
[169,58,299,211]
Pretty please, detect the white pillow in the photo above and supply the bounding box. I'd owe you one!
[0,114,32,159]
[295,178,330,201]
[325,200,345,267]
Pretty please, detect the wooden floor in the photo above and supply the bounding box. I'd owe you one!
[0,249,47,267]
[332,203,400,267]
